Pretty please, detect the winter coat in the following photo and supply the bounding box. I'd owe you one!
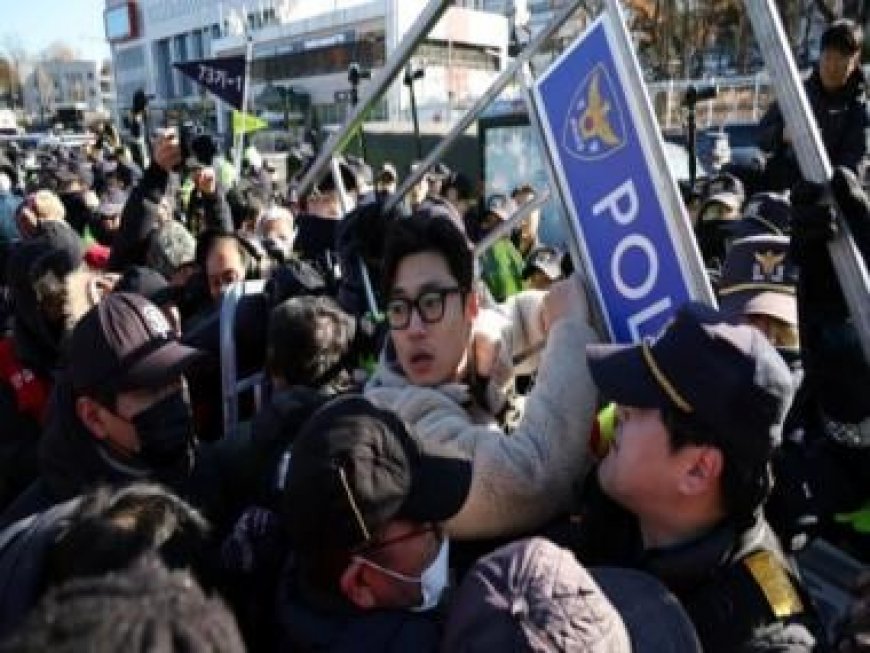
[0,338,51,512]
[274,558,441,653]
[107,163,171,271]
[0,497,82,640]
[365,290,599,538]
[186,184,233,235]
[758,66,870,190]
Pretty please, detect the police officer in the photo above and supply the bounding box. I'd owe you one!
[563,302,823,652]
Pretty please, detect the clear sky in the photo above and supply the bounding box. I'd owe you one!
[0,0,111,63]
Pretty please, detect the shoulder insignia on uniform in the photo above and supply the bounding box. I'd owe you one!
[743,550,804,619]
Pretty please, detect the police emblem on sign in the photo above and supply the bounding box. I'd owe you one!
[562,63,627,161]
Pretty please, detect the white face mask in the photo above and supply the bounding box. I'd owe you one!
[355,537,450,612]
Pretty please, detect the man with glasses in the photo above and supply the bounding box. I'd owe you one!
[365,212,601,539]
[275,394,471,650]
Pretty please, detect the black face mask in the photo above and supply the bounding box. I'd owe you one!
[132,391,194,471]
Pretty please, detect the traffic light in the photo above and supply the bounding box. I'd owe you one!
[348,62,371,87]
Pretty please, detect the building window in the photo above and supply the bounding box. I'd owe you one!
[251,35,386,83]
[156,38,175,99]
[174,34,191,97]
[416,40,500,72]
[192,30,205,60]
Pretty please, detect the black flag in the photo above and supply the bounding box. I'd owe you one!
[174,56,246,110]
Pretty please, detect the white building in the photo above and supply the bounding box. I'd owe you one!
[22,59,113,121]
[106,0,509,139]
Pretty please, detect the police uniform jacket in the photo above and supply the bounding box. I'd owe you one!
[565,473,825,653]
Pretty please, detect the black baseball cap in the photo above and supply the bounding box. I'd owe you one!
[586,302,794,465]
[282,394,472,552]
[69,292,204,393]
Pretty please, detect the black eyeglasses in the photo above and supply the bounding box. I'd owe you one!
[354,524,441,555]
[385,287,463,330]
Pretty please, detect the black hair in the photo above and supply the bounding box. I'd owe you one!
[44,483,212,591]
[444,172,474,202]
[197,230,252,274]
[381,212,474,295]
[267,295,355,388]
[0,558,244,653]
[661,405,771,528]
[820,19,863,55]
[511,183,535,199]
[227,183,267,231]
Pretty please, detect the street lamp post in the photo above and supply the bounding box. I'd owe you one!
[347,62,371,160]
[403,61,424,159]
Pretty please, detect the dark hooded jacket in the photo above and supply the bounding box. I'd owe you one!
[335,197,398,317]
[759,66,870,190]
[186,183,233,235]
[0,371,257,540]
[107,163,170,272]
[562,473,823,653]
[0,496,82,640]
[245,386,334,508]
[0,226,84,512]
[7,222,85,376]
[273,557,442,653]
[0,377,155,528]
[294,212,339,279]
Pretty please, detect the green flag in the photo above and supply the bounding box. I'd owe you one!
[232,111,268,135]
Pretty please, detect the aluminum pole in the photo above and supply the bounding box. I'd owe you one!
[744,0,870,364]
[233,36,254,175]
[297,0,452,195]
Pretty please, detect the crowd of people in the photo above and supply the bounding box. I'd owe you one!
[0,16,866,653]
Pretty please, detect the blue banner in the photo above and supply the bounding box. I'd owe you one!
[174,56,246,110]
[533,16,707,342]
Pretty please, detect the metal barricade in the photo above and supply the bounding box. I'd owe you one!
[220,279,267,439]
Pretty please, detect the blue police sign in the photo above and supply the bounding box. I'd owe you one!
[532,12,713,342]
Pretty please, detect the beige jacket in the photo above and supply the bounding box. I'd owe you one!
[365,290,600,539]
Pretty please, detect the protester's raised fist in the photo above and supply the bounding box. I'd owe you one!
[195,167,217,195]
